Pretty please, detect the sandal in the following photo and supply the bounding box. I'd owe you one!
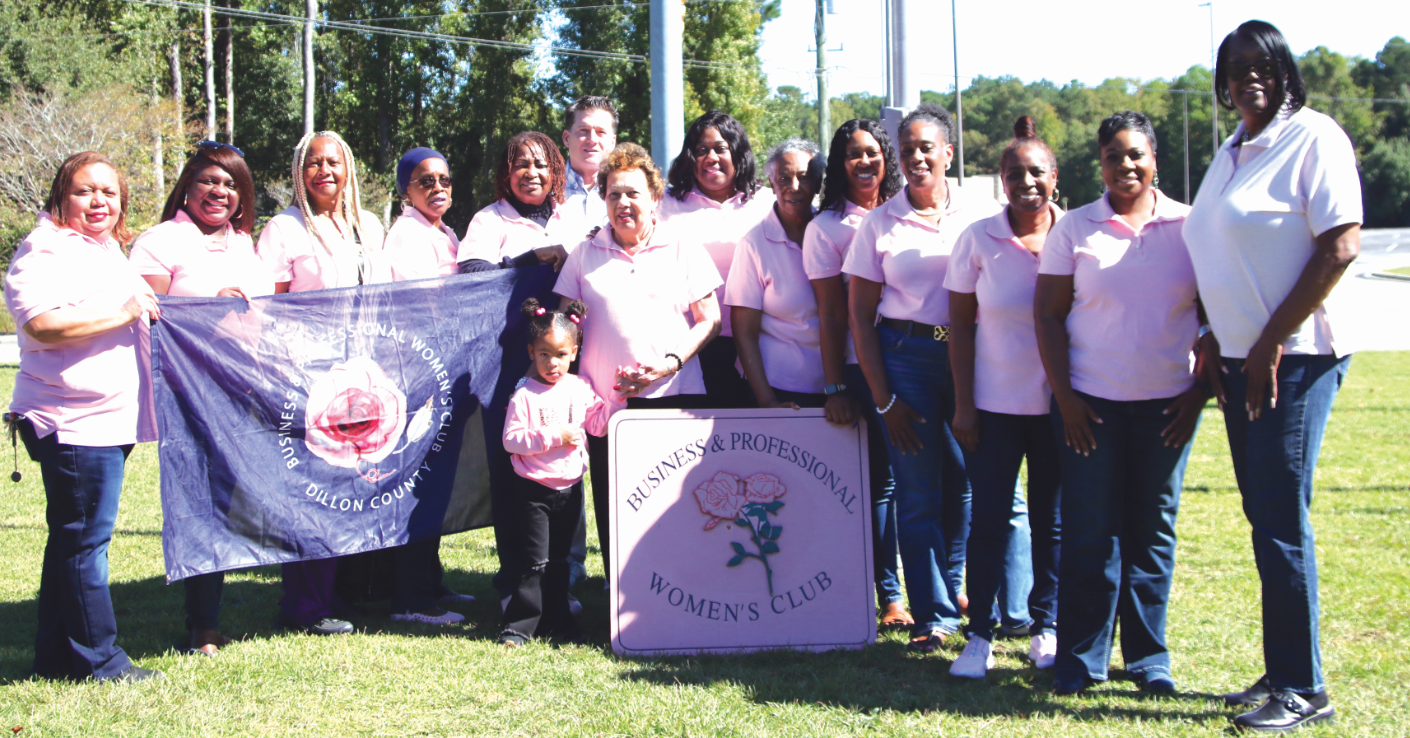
[907,631,945,653]
[879,602,915,629]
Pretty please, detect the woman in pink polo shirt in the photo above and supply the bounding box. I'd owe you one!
[385,147,460,281]
[843,103,996,652]
[457,131,577,273]
[257,130,388,636]
[4,151,161,683]
[129,140,269,655]
[945,117,1064,679]
[1034,111,1209,696]
[804,118,909,629]
[659,111,774,409]
[554,142,722,576]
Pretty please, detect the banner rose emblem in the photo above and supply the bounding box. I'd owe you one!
[305,356,407,469]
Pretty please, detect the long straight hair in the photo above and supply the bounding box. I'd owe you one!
[289,130,372,283]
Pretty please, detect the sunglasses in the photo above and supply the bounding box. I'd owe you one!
[414,175,454,189]
[197,140,246,158]
[1227,58,1278,82]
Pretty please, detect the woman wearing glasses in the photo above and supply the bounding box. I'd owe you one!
[129,141,270,654]
[659,111,774,409]
[1184,20,1362,733]
[457,131,577,273]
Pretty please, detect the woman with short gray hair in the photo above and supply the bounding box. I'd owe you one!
[723,139,828,408]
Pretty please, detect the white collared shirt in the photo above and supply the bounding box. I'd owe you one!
[562,165,607,237]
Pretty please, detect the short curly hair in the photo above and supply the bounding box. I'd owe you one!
[495,131,566,205]
[595,142,665,201]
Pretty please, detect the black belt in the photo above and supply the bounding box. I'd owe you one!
[880,317,949,341]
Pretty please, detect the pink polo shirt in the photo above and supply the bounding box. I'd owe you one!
[723,208,825,394]
[1039,191,1199,402]
[384,207,460,281]
[503,374,624,490]
[841,187,997,326]
[553,222,723,401]
[129,210,273,297]
[455,199,584,265]
[258,205,389,291]
[944,205,1064,415]
[802,200,871,365]
[4,213,157,446]
[657,187,775,337]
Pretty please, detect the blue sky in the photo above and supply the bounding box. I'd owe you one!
[756,0,1402,98]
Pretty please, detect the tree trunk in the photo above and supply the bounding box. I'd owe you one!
[152,76,165,194]
[223,0,234,142]
[203,0,216,140]
[303,0,316,135]
[169,40,183,181]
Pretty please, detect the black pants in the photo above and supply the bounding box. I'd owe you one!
[585,393,708,577]
[501,475,583,641]
[698,339,753,410]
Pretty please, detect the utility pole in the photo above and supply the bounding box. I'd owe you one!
[169,40,183,181]
[1183,90,1190,203]
[223,0,234,143]
[880,0,917,146]
[203,0,215,140]
[951,0,963,185]
[813,0,830,149]
[650,0,684,170]
[304,0,316,135]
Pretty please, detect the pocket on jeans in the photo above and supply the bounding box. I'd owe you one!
[876,324,905,352]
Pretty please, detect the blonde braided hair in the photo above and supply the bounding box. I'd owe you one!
[291,130,370,284]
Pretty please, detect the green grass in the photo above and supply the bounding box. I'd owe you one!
[1,355,1408,737]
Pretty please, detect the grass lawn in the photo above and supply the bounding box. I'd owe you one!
[0,354,1407,737]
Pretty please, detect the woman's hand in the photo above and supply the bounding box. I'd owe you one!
[1053,391,1102,456]
[1243,335,1283,421]
[881,398,926,456]
[823,393,859,426]
[124,292,161,322]
[559,426,585,446]
[1195,331,1226,410]
[533,244,569,272]
[615,360,675,399]
[762,400,802,410]
[952,402,980,453]
[1160,386,1209,448]
[216,286,250,301]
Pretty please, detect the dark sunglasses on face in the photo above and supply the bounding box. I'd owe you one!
[197,140,246,158]
[1228,57,1278,82]
[415,175,454,189]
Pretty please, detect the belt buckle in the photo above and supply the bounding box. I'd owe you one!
[933,325,949,342]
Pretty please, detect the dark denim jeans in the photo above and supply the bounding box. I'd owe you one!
[875,325,969,635]
[184,572,224,631]
[1052,392,1192,685]
[501,475,583,640]
[962,410,1061,641]
[281,558,342,625]
[843,364,904,607]
[18,419,135,680]
[1221,353,1349,694]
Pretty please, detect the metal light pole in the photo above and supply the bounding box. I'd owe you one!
[1201,2,1217,158]
[814,0,830,149]
[951,0,963,186]
[303,0,316,135]
[880,0,918,146]
[650,0,685,170]
[1183,90,1190,203]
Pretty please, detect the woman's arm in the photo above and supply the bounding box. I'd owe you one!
[1243,222,1359,419]
[947,290,980,452]
[1034,273,1101,455]
[142,275,172,296]
[810,276,858,425]
[849,277,925,455]
[731,306,794,409]
[23,293,161,344]
[613,293,723,399]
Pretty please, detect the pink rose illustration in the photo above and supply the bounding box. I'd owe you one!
[693,471,745,523]
[304,356,407,469]
[744,473,786,503]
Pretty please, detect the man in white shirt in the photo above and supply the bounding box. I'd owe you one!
[560,96,618,238]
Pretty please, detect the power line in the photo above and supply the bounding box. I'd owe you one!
[0,22,298,43]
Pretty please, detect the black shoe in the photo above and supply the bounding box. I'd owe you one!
[998,623,1032,638]
[1233,689,1334,732]
[1139,672,1178,695]
[281,615,354,635]
[105,665,164,684]
[1225,674,1275,707]
[1053,675,1095,696]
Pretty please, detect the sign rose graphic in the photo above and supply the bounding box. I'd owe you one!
[304,356,408,475]
[694,472,786,595]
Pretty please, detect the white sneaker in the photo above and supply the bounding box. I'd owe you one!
[391,609,466,625]
[949,637,994,679]
[1029,633,1057,669]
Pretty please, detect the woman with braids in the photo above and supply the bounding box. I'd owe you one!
[658,111,774,409]
[803,118,909,628]
[129,140,270,654]
[842,103,999,653]
[499,298,623,646]
[457,131,577,273]
[257,130,389,635]
[5,152,162,682]
[945,117,1064,679]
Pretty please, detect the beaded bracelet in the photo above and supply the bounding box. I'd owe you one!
[878,394,898,415]
[664,353,684,373]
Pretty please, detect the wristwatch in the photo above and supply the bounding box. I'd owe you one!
[823,383,847,395]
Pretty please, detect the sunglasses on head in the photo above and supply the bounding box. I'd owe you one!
[1228,57,1278,82]
[197,140,246,158]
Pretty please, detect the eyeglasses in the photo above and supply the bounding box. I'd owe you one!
[197,140,246,158]
[414,175,454,189]
[693,142,732,158]
[1227,57,1278,82]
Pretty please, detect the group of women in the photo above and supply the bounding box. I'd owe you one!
[4,18,1358,733]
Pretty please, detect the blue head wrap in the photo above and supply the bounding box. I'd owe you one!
[397,147,447,195]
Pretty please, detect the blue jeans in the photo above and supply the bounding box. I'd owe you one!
[1221,354,1349,694]
[875,325,969,635]
[963,411,1060,641]
[844,364,904,606]
[18,419,135,680]
[1052,392,1192,685]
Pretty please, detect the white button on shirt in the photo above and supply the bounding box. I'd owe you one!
[1183,107,1364,358]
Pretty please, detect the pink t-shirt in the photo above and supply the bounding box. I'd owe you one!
[723,208,825,394]
[4,213,157,446]
[801,200,871,365]
[455,199,584,265]
[503,374,623,490]
[1038,191,1199,402]
[944,205,1064,415]
[257,205,389,291]
[657,187,775,337]
[841,187,998,326]
[128,210,273,297]
[384,207,460,281]
[553,222,722,401]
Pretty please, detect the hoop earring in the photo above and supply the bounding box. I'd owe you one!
[945,161,952,171]
[1050,188,1059,203]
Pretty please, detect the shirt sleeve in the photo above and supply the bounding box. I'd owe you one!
[502,390,560,456]
[1037,215,1079,276]
[802,218,842,280]
[126,229,174,278]
[722,237,765,310]
[841,217,885,283]
[257,216,297,283]
[552,246,584,301]
[682,239,724,305]
[581,382,626,438]
[456,207,506,263]
[4,234,66,327]
[942,225,982,293]
[1300,119,1364,237]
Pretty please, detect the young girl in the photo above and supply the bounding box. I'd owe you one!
[500,297,623,646]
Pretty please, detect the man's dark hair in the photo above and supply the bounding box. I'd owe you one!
[564,96,619,135]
